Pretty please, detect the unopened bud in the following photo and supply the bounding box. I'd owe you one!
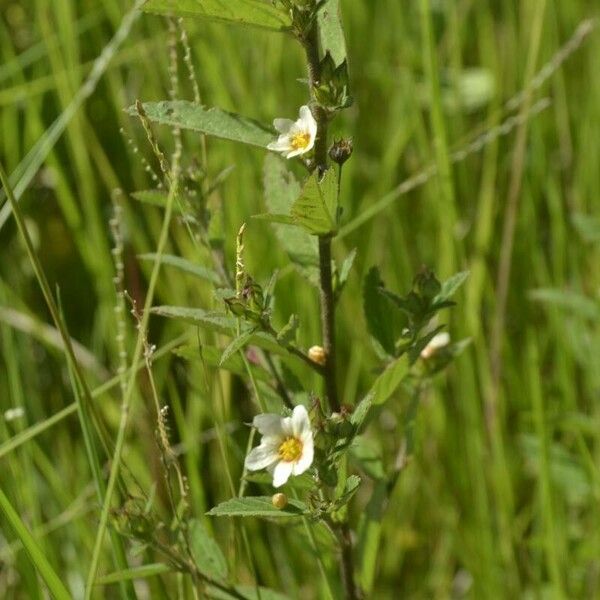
[329,138,353,166]
[308,345,327,366]
[420,332,450,360]
[272,493,288,509]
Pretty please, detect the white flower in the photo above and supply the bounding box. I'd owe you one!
[267,105,317,159]
[244,404,314,488]
[420,332,450,360]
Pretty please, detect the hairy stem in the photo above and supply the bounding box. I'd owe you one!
[302,13,358,600]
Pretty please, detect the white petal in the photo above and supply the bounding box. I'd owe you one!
[253,413,284,437]
[291,404,310,438]
[280,414,294,437]
[285,147,307,159]
[293,437,314,475]
[267,137,292,152]
[298,105,316,130]
[430,332,450,349]
[272,460,294,488]
[273,118,294,134]
[245,443,279,471]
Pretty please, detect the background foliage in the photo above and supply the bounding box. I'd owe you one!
[1,0,600,598]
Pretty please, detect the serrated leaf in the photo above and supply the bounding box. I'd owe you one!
[263,154,319,282]
[434,270,469,303]
[189,519,228,580]
[363,267,398,356]
[142,0,292,32]
[151,306,235,334]
[207,496,308,518]
[252,213,297,225]
[129,101,274,148]
[317,0,348,67]
[291,168,338,235]
[369,354,410,406]
[219,329,257,366]
[138,253,220,284]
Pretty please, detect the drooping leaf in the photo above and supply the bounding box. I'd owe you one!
[291,168,338,235]
[138,253,220,285]
[317,0,348,67]
[129,101,274,148]
[207,496,308,518]
[189,519,228,580]
[219,329,257,366]
[151,306,236,334]
[142,0,292,32]
[263,154,319,281]
[277,314,299,345]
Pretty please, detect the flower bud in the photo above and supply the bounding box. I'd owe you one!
[272,493,288,509]
[308,345,327,366]
[329,138,353,166]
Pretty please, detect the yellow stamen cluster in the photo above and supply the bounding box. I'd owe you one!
[290,131,311,150]
[278,437,303,462]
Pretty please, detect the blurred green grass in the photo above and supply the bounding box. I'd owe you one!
[1,0,600,597]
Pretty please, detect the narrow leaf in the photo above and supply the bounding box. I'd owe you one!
[434,270,469,303]
[529,288,600,320]
[151,306,236,334]
[369,355,410,406]
[252,213,297,226]
[131,189,183,211]
[143,0,292,32]
[363,267,398,356]
[219,329,257,366]
[95,563,172,585]
[138,253,220,284]
[207,496,308,518]
[129,101,274,148]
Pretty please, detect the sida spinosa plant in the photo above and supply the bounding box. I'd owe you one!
[120,1,470,598]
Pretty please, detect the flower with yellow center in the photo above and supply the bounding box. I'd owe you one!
[244,405,314,488]
[267,105,317,159]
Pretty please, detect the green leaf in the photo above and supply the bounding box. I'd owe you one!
[138,253,221,284]
[0,488,71,600]
[207,496,308,518]
[95,563,172,585]
[317,0,348,67]
[434,270,469,303]
[151,306,236,334]
[369,354,410,406]
[207,585,291,600]
[131,189,183,212]
[338,248,357,287]
[529,288,600,321]
[130,101,274,148]
[277,314,299,345]
[263,154,319,281]
[142,0,292,32]
[363,267,398,357]
[572,212,600,244]
[252,213,297,226]
[335,474,361,507]
[219,329,257,365]
[291,168,338,235]
[189,519,228,580]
